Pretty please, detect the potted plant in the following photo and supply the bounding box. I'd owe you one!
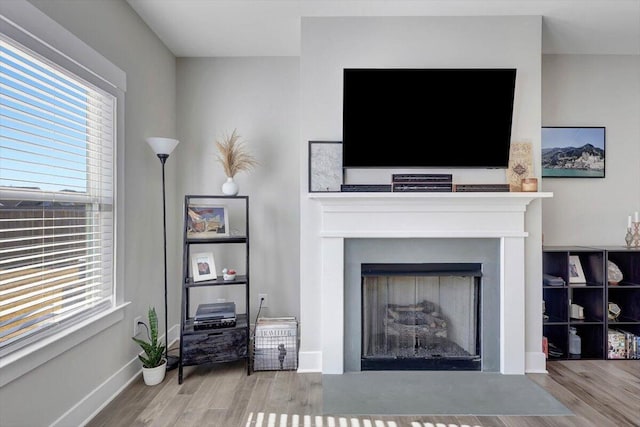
[132,307,166,386]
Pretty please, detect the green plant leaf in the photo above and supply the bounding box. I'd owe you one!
[131,306,166,368]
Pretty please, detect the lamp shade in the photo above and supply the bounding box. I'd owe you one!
[146,137,179,156]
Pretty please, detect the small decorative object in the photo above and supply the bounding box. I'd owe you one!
[570,303,585,320]
[607,329,626,359]
[521,177,538,192]
[222,268,236,281]
[608,302,621,320]
[132,307,167,386]
[625,227,634,248]
[191,252,216,282]
[222,177,239,196]
[568,327,581,358]
[506,141,533,191]
[309,141,343,192]
[548,341,563,358]
[568,255,587,283]
[607,260,623,285]
[186,204,229,238]
[541,126,605,178]
[215,129,258,196]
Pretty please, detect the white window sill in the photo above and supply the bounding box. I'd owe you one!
[0,302,130,387]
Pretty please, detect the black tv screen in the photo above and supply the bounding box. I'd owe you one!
[342,68,517,168]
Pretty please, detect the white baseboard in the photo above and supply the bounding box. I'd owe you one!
[297,350,322,373]
[525,351,548,374]
[52,354,141,427]
[52,327,180,427]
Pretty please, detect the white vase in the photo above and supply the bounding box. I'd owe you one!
[142,360,166,386]
[222,176,239,196]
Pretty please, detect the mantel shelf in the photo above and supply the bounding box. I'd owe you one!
[309,191,553,201]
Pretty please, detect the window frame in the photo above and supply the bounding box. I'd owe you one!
[0,0,127,385]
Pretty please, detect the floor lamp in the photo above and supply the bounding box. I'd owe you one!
[146,137,180,370]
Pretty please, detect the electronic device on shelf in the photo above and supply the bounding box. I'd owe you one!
[193,302,237,330]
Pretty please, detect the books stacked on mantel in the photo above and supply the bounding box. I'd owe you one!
[253,317,298,371]
[391,174,453,192]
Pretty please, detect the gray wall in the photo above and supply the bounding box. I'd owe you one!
[0,1,177,426]
[541,54,640,245]
[175,57,300,320]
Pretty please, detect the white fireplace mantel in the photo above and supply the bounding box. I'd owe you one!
[308,191,552,375]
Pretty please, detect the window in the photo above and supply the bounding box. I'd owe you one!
[0,35,116,355]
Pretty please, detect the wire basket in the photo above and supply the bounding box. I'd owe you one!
[252,317,298,371]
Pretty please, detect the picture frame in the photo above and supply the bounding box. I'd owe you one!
[309,141,343,192]
[191,252,217,282]
[568,255,587,284]
[541,126,605,178]
[186,204,229,238]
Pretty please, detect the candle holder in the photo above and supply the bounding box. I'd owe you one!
[632,222,640,248]
[626,227,634,248]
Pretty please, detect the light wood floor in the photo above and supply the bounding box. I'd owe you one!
[87,359,640,427]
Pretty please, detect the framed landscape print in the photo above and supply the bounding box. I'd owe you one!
[186,204,229,238]
[541,126,605,178]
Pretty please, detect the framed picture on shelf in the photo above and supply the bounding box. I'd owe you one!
[541,126,605,178]
[186,204,229,238]
[191,252,217,282]
[308,141,343,192]
[568,255,587,284]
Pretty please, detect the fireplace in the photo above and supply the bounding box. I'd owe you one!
[305,192,552,375]
[361,263,481,371]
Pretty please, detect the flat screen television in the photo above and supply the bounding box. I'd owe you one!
[342,68,517,168]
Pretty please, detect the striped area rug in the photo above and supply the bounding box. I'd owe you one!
[246,412,482,427]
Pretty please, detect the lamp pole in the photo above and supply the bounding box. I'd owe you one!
[158,153,177,369]
[147,137,180,371]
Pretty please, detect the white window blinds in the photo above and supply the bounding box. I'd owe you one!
[0,35,116,353]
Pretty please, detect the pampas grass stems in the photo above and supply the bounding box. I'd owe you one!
[215,129,258,177]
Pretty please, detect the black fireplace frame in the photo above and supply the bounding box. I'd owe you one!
[360,262,482,371]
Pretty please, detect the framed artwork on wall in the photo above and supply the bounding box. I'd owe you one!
[308,141,343,192]
[541,126,605,178]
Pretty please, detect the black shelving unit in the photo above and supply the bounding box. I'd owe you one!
[178,195,250,384]
[543,245,640,361]
[602,246,640,359]
[542,246,605,360]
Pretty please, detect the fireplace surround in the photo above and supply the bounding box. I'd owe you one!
[308,192,552,375]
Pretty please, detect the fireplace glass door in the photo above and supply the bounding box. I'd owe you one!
[361,263,481,370]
